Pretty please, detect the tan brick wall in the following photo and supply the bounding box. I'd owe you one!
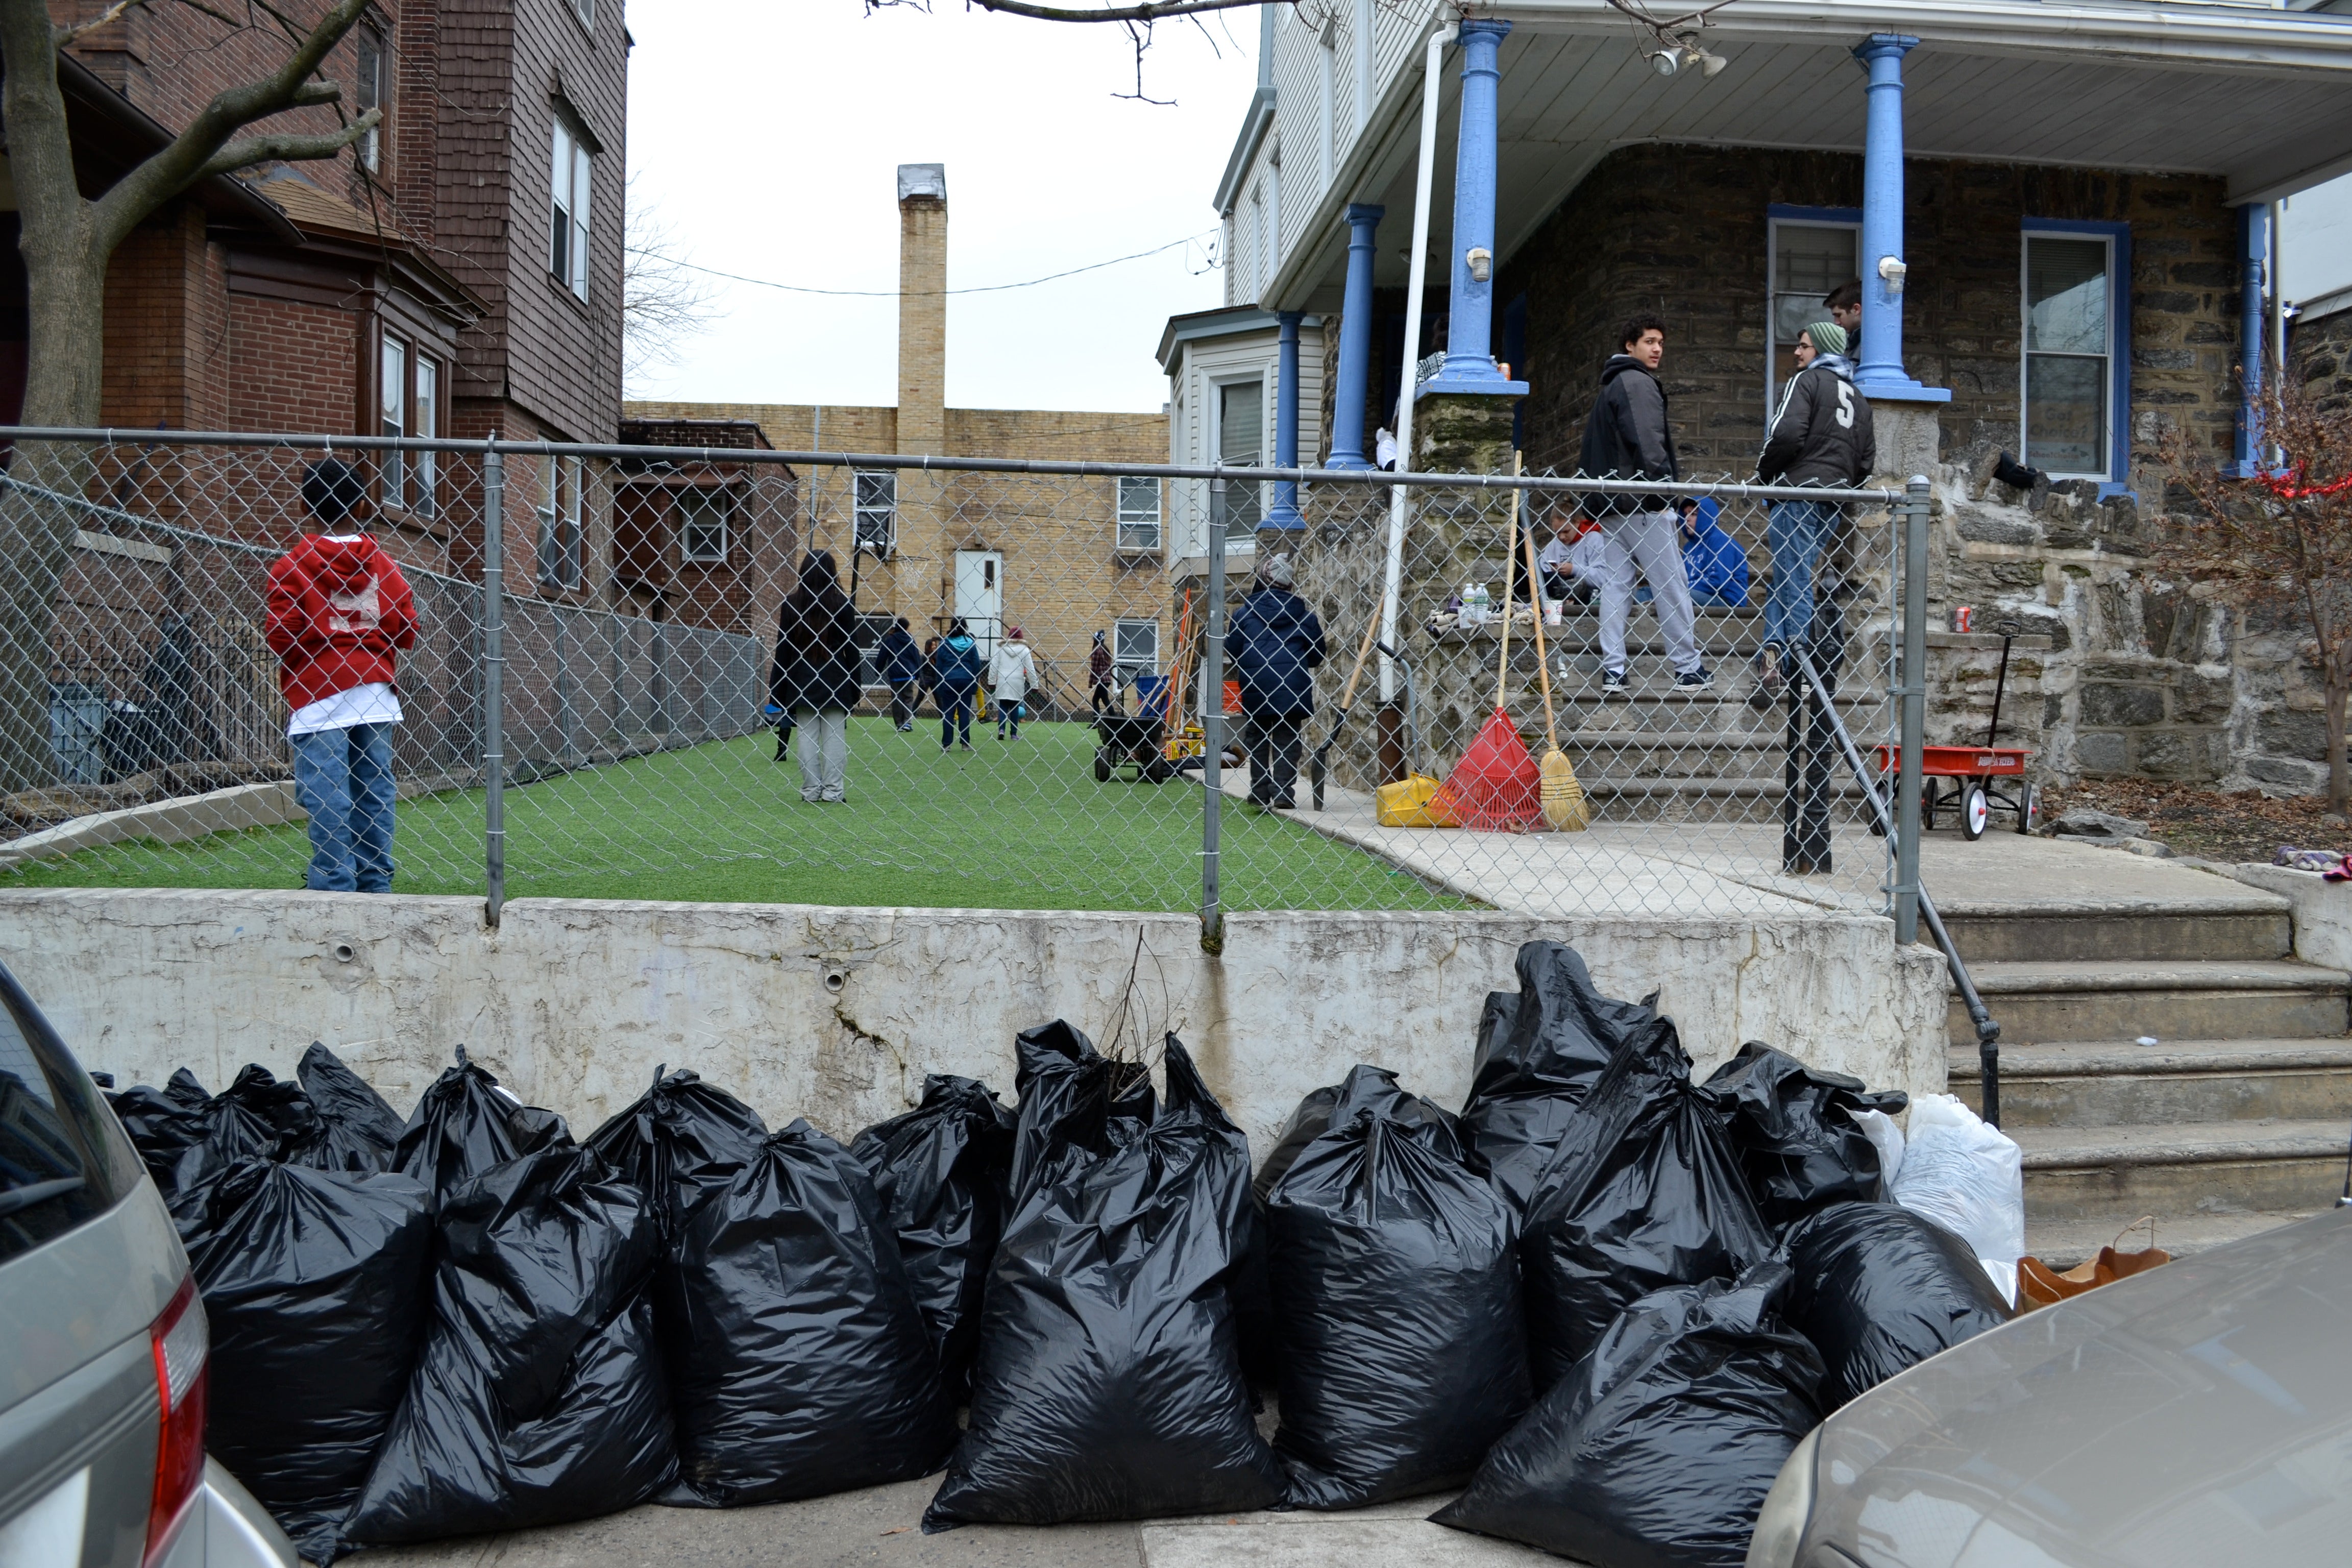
[626,400,1170,702]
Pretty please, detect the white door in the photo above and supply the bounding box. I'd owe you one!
[954,550,1003,658]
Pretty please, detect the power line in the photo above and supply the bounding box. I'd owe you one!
[662,231,1221,298]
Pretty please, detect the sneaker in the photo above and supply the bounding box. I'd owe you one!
[1748,646,1783,710]
[1600,668,1629,695]
[1673,667,1716,692]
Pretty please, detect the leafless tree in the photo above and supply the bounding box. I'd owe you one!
[0,0,378,792]
[623,173,718,395]
[2154,371,2352,814]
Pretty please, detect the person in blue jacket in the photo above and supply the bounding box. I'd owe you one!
[1678,498,1752,609]
[876,617,923,731]
[1227,552,1327,811]
[931,618,984,752]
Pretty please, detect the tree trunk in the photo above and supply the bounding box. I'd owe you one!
[2327,672,2349,818]
[0,242,108,795]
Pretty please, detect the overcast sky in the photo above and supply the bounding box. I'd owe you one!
[624,3,1263,414]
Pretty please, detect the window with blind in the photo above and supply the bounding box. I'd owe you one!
[537,453,584,590]
[1768,217,1858,404]
[1116,476,1162,551]
[550,116,592,301]
[2023,233,2115,480]
[1215,379,1263,541]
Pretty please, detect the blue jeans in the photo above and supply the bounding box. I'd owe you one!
[292,722,396,892]
[995,699,1025,739]
[1765,500,1842,652]
[940,690,974,747]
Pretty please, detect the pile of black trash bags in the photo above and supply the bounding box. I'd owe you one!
[105,940,2012,1568]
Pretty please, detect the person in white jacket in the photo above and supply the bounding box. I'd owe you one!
[988,625,1039,740]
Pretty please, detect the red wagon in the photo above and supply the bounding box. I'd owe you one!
[1871,627,2040,841]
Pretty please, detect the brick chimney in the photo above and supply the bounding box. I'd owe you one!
[897,163,947,456]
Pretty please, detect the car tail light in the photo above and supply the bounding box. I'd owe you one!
[142,1275,208,1565]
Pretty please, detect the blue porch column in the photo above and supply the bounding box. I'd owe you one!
[1423,19,1527,399]
[1268,310,1306,527]
[1328,203,1384,469]
[1851,35,1944,402]
[2237,203,2269,474]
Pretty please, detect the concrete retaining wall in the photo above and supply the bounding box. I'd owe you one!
[0,890,1949,1156]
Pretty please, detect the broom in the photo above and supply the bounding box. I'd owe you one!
[1308,611,1386,810]
[1522,509,1591,830]
[1430,466,1543,832]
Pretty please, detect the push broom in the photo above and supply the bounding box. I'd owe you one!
[1522,508,1592,830]
[1308,612,1386,811]
[1431,464,1544,832]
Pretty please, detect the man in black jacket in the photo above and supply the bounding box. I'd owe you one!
[1228,553,1327,810]
[1576,314,1709,694]
[1752,320,1876,702]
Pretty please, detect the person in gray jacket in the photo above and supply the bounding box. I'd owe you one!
[1753,320,1876,703]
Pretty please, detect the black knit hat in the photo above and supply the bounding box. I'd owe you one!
[302,458,365,525]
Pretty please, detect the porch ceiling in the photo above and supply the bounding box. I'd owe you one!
[1279,3,2352,306]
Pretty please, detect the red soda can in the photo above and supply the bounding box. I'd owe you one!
[1953,606,1974,633]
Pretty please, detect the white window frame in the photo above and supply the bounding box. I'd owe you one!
[356,29,385,173]
[853,470,897,557]
[536,452,583,590]
[1114,618,1161,680]
[2020,228,2119,484]
[379,333,406,504]
[412,357,437,518]
[679,489,730,564]
[572,0,594,31]
[1764,214,1860,410]
[550,115,591,301]
[1317,20,1338,194]
[1116,475,1163,552]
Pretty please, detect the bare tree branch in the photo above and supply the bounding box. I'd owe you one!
[193,107,379,182]
[89,0,375,254]
[933,0,1285,20]
[55,0,152,47]
[623,170,718,394]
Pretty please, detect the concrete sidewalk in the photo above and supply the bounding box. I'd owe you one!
[351,1477,1563,1567]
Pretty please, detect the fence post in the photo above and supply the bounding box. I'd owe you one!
[1893,474,1930,945]
[1200,478,1227,954]
[482,439,507,927]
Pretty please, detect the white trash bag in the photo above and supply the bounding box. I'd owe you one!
[1889,1094,2025,1308]
[1848,1107,1905,1190]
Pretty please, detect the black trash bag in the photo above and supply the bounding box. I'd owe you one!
[850,1073,1016,1400]
[1700,1043,1909,1234]
[1433,1263,1825,1568]
[923,1034,1283,1529]
[1777,1202,2011,1411]
[1254,1063,1466,1204]
[663,1120,956,1506]
[341,1145,674,1551]
[1265,1066,1530,1509]
[170,1064,322,1195]
[392,1045,571,1203]
[106,1070,211,1191]
[1461,942,1658,1212]
[291,1041,407,1174]
[583,1065,768,1240]
[176,1158,432,1562]
[1006,1019,1155,1204]
[1521,1016,1774,1390]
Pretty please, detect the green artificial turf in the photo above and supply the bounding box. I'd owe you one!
[6,717,1463,912]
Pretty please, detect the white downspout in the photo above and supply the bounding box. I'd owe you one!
[1378,20,1457,708]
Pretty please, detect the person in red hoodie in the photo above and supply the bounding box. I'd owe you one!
[265,458,418,892]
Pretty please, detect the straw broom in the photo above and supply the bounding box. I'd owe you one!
[1521,482,1592,831]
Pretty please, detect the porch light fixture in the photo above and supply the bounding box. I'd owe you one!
[1648,37,1726,79]
[1649,43,1687,76]
[1466,246,1493,282]
[1878,255,1908,297]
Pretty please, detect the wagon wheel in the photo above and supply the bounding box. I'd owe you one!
[2014,780,2039,836]
[1961,782,1990,841]
[1093,749,1111,783]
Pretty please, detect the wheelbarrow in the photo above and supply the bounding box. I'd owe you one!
[1093,710,1172,783]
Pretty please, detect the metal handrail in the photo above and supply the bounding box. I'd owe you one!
[1791,644,2004,1126]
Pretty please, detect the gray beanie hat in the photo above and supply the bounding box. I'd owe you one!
[1803,320,1848,357]
[1259,552,1295,589]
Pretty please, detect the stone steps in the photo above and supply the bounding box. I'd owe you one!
[1950,1038,2352,1128]
[1940,905,2293,963]
[1952,959,2351,1044]
[2005,1118,2350,1222]
[1578,775,1871,823]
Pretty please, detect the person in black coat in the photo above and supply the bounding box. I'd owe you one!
[1227,552,1326,810]
[876,617,923,732]
[769,551,860,802]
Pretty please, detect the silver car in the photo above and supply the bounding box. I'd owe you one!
[1749,1204,2352,1567]
[0,960,296,1568]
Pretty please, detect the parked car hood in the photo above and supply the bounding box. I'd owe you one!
[1805,1206,2352,1568]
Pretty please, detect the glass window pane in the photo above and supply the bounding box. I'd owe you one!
[1218,381,1262,464]
[380,336,405,503]
[413,359,436,518]
[2026,355,2106,475]
[2027,237,2108,354]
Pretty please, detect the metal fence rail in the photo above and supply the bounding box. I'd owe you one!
[0,429,1919,938]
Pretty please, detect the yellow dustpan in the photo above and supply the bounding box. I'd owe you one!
[1521,491,1591,830]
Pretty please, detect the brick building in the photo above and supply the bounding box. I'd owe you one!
[1202,0,2352,795]
[631,165,1171,707]
[28,0,628,597]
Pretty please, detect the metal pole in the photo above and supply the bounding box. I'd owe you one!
[1201,479,1227,953]
[1378,21,1455,712]
[1894,475,1929,945]
[481,440,507,926]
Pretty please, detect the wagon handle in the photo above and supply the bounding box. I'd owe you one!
[1984,631,2014,748]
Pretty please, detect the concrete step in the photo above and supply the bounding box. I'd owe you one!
[1951,960,2352,1046]
[1950,1038,2352,1128]
[2023,1207,2322,1270]
[2011,1118,2352,1222]
[1580,775,1872,823]
[1940,906,2292,964]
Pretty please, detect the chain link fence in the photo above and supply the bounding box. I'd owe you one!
[0,430,1915,926]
